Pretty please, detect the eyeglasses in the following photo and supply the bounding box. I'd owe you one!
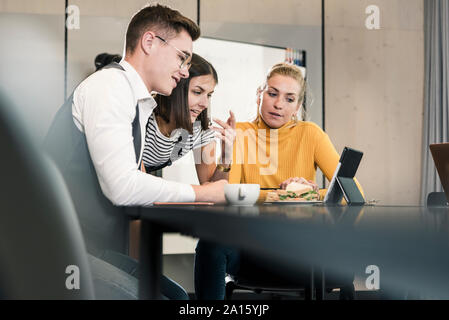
[155,35,192,70]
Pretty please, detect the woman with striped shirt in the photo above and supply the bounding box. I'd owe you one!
[141,53,236,182]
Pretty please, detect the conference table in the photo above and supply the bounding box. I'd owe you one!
[137,203,449,299]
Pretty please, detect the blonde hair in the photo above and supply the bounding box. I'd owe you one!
[267,63,306,105]
[257,63,307,124]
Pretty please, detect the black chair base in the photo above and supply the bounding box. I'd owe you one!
[225,276,355,300]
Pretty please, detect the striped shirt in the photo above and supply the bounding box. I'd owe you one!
[142,113,215,171]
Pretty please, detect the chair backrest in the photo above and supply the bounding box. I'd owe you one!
[427,192,448,207]
[0,92,94,299]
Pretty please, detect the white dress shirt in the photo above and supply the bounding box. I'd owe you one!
[72,60,195,206]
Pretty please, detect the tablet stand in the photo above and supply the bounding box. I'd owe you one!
[336,176,365,205]
[323,146,365,205]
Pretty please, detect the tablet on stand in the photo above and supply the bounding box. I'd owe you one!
[324,147,365,205]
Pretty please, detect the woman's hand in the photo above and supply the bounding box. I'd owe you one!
[280,177,319,192]
[210,111,236,165]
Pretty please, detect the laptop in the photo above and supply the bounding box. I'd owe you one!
[429,143,449,202]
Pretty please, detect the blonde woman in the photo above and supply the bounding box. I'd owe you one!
[228,62,357,198]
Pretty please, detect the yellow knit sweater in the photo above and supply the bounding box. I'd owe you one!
[229,118,363,201]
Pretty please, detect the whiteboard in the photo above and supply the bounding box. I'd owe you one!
[162,37,302,185]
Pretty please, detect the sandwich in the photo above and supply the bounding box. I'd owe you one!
[265,182,319,202]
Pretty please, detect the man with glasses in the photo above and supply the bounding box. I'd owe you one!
[45,4,227,299]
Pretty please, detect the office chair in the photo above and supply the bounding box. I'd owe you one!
[427,192,448,206]
[0,92,95,299]
[0,92,141,299]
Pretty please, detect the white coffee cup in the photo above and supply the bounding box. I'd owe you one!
[224,184,260,206]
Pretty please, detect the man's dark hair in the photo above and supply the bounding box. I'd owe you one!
[154,53,218,134]
[126,4,200,54]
